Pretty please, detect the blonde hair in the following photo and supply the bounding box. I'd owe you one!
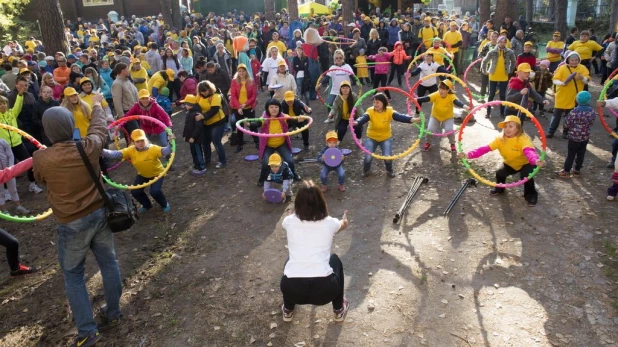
[233,65,254,85]
[333,49,345,60]
[500,122,525,141]
[42,72,56,86]
[369,28,379,40]
[61,95,92,119]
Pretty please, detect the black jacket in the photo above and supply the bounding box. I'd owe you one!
[32,98,60,145]
[377,27,389,47]
[280,99,309,117]
[367,38,381,56]
[203,66,231,96]
[8,90,37,138]
[292,56,310,93]
[182,107,203,142]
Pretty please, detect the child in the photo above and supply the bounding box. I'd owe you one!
[102,129,174,212]
[367,47,392,99]
[388,41,410,87]
[458,115,546,206]
[180,94,206,175]
[354,93,420,177]
[505,63,549,125]
[280,91,312,151]
[355,49,370,85]
[250,54,262,91]
[263,153,293,203]
[416,80,472,152]
[516,41,537,69]
[285,49,295,71]
[554,91,595,178]
[156,86,173,116]
[408,53,449,113]
[318,131,345,192]
[0,139,30,215]
[532,60,553,117]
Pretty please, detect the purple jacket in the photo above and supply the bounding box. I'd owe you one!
[258,112,293,159]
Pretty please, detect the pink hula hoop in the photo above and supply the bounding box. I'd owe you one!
[463,58,483,86]
[236,113,313,138]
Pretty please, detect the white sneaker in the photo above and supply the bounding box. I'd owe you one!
[3,192,11,201]
[608,195,616,201]
[324,118,334,123]
[29,183,43,194]
[15,205,30,214]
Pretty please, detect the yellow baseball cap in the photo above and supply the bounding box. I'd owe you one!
[498,115,522,128]
[165,68,175,79]
[180,94,198,104]
[516,63,532,72]
[19,68,31,75]
[268,153,282,166]
[325,131,338,142]
[278,60,287,67]
[79,77,92,85]
[440,79,454,90]
[138,89,150,99]
[284,91,295,102]
[524,41,533,47]
[64,87,78,97]
[340,80,351,89]
[131,129,147,142]
[237,63,247,71]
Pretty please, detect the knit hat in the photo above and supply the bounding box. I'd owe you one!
[576,91,591,106]
[159,87,170,96]
[42,107,75,144]
[540,60,550,68]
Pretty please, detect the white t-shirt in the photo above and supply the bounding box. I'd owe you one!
[418,62,441,87]
[262,56,287,86]
[327,64,353,95]
[282,214,342,278]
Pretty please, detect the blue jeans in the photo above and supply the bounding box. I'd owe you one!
[296,77,311,105]
[327,94,337,108]
[202,123,227,165]
[611,139,618,162]
[147,131,168,147]
[487,81,508,116]
[189,143,205,170]
[57,208,122,337]
[131,175,167,208]
[260,145,296,182]
[363,137,393,172]
[320,164,345,185]
[308,59,320,99]
[548,108,572,135]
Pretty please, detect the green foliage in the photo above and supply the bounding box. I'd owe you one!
[0,19,38,43]
[0,0,30,30]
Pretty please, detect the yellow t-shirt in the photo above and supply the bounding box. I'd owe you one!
[238,82,248,105]
[24,40,36,51]
[342,100,350,120]
[267,120,285,147]
[288,107,296,117]
[443,30,463,54]
[567,40,603,60]
[365,106,395,142]
[130,67,149,91]
[267,40,287,55]
[478,39,490,54]
[546,40,564,62]
[89,36,100,44]
[553,64,590,109]
[139,59,152,73]
[428,92,457,122]
[419,26,438,48]
[426,47,450,66]
[147,73,167,94]
[197,93,225,126]
[73,105,92,137]
[489,50,508,82]
[120,145,165,178]
[80,93,109,109]
[488,134,534,171]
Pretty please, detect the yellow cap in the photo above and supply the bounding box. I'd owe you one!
[498,115,522,128]
[284,91,295,102]
[524,41,533,47]
[516,63,532,73]
[440,79,454,90]
[165,68,175,79]
[278,60,287,67]
[138,89,150,99]
[19,68,31,74]
[107,52,114,57]
[268,153,282,166]
[64,87,78,97]
[500,29,508,34]
[237,63,247,71]
[80,77,92,85]
[132,58,141,63]
[180,94,199,104]
[131,129,147,142]
[340,80,351,89]
[325,131,338,142]
[450,21,458,27]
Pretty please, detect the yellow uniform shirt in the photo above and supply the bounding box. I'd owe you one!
[546,40,564,62]
[197,93,225,126]
[342,100,350,120]
[267,120,285,147]
[89,36,100,44]
[130,67,149,91]
[225,41,234,55]
[120,145,165,178]
[426,47,450,66]
[428,92,458,122]
[365,106,395,142]
[553,64,590,109]
[443,30,463,54]
[80,93,109,109]
[419,26,439,48]
[288,107,296,117]
[478,39,490,54]
[238,82,248,105]
[24,40,36,51]
[567,40,603,60]
[355,56,369,78]
[488,134,534,171]
[147,72,167,94]
[73,105,93,138]
[489,50,508,82]
[267,40,287,55]
[139,59,152,73]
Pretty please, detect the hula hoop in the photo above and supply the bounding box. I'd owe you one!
[354,61,392,68]
[0,123,52,222]
[405,52,456,91]
[600,72,618,119]
[414,39,453,58]
[462,58,486,100]
[321,37,357,46]
[315,68,362,110]
[597,80,618,139]
[349,87,426,160]
[235,115,313,137]
[457,100,547,188]
[410,72,474,114]
[106,126,131,172]
[102,115,176,190]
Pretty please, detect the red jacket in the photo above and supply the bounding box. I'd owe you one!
[250,59,261,79]
[179,77,197,101]
[516,53,536,70]
[124,98,172,135]
[391,42,410,65]
[230,79,257,109]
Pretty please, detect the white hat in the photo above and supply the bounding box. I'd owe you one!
[347,23,356,27]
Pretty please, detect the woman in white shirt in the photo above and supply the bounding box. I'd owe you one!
[317,49,354,122]
[280,180,349,322]
[261,46,287,98]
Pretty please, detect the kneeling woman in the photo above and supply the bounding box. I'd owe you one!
[280,180,349,322]
[102,129,174,213]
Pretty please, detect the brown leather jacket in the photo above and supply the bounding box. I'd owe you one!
[33,105,107,224]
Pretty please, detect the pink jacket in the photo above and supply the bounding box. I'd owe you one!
[258,112,293,159]
[367,53,392,74]
[230,79,257,109]
[124,98,172,135]
[179,77,197,101]
[50,83,64,100]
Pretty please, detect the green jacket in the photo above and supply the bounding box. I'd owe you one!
[0,94,24,147]
[330,92,363,125]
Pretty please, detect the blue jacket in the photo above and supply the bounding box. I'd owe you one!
[387,23,400,46]
[99,67,114,95]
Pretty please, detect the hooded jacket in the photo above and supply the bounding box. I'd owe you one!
[481,45,517,75]
[391,42,410,65]
[553,51,590,109]
[124,97,172,134]
[203,64,232,96]
[180,76,198,101]
[367,52,392,74]
[387,21,400,46]
[505,76,545,115]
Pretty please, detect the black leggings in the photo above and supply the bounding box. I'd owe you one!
[0,228,19,271]
[11,143,34,183]
[234,109,259,145]
[372,74,391,98]
[336,119,362,142]
[280,254,344,311]
[495,163,537,201]
[288,118,310,147]
[387,63,406,86]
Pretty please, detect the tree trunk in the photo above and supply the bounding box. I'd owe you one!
[554,0,567,39]
[611,0,618,33]
[342,0,354,36]
[548,0,556,21]
[265,0,276,21]
[171,0,182,29]
[38,0,69,55]
[160,0,173,27]
[288,0,299,21]
[494,0,518,29]
[479,0,491,25]
[525,0,533,24]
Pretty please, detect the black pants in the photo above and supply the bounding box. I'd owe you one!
[11,143,34,183]
[288,118,310,147]
[336,119,362,142]
[480,74,489,97]
[581,60,591,91]
[495,163,537,201]
[170,78,181,101]
[416,84,438,111]
[233,109,258,146]
[387,63,405,86]
[532,91,546,112]
[372,74,391,98]
[320,59,330,75]
[0,228,19,271]
[591,57,599,74]
[564,139,588,172]
[280,254,344,311]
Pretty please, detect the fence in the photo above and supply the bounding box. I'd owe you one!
[533,3,612,22]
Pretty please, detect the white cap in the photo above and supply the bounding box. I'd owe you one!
[347,23,356,27]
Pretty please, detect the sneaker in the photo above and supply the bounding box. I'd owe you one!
[162,203,171,212]
[450,143,456,152]
[98,307,122,328]
[10,263,37,277]
[546,133,554,138]
[606,161,615,169]
[15,205,30,214]
[489,188,504,196]
[281,304,294,322]
[423,143,431,152]
[338,184,346,192]
[562,133,569,139]
[608,195,616,201]
[333,298,349,322]
[527,196,538,207]
[484,113,491,119]
[215,162,225,169]
[387,170,396,178]
[28,183,42,194]
[324,117,334,123]
[539,111,545,118]
[137,206,149,213]
[293,174,302,182]
[321,185,328,192]
[572,170,581,177]
[257,179,264,187]
[362,170,370,177]
[3,192,10,201]
[70,332,101,347]
[554,170,571,178]
[304,145,310,152]
[191,168,207,175]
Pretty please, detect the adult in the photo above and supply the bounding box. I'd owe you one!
[567,30,602,75]
[280,180,349,323]
[565,27,578,48]
[300,28,321,100]
[79,77,113,119]
[230,64,258,152]
[33,94,122,347]
[32,85,60,146]
[212,43,232,76]
[349,28,367,70]
[546,31,565,73]
[269,60,297,102]
[481,36,516,118]
[111,63,140,136]
[443,21,463,74]
[367,29,381,83]
[124,89,172,148]
[195,80,227,169]
[129,59,149,91]
[144,43,163,74]
[318,49,354,114]
[192,36,208,66]
[84,67,111,102]
[178,70,197,103]
[511,30,524,57]
[1,63,17,91]
[419,17,438,49]
[162,48,181,101]
[478,20,494,41]
[179,48,193,76]
[147,69,174,97]
[60,87,92,138]
[376,22,389,49]
[387,19,400,50]
[202,62,232,98]
[500,17,516,40]
[360,17,374,42]
[261,46,286,94]
[398,23,416,58]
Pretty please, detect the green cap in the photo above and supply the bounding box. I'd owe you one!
[160,87,170,97]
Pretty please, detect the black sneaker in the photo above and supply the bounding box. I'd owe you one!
[257,179,264,187]
[546,133,554,139]
[607,161,616,169]
[293,174,302,182]
[362,170,370,177]
[98,307,122,328]
[10,263,38,277]
[71,332,101,347]
[527,196,538,207]
[489,188,504,196]
[387,171,396,178]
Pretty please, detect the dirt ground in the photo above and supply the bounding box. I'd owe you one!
[0,71,617,347]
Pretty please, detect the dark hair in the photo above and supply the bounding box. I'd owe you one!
[264,98,281,113]
[15,75,28,85]
[205,62,216,69]
[111,62,127,79]
[150,43,158,49]
[177,70,189,78]
[486,20,493,25]
[196,60,206,69]
[372,93,389,108]
[3,64,10,71]
[197,80,215,95]
[294,180,328,222]
[570,27,578,34]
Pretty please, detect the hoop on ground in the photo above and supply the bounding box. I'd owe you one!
[235,115,313,138]
[457,100,547,188]
[315,68,362,110]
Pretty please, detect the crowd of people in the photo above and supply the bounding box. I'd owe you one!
[0,6,616,347]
